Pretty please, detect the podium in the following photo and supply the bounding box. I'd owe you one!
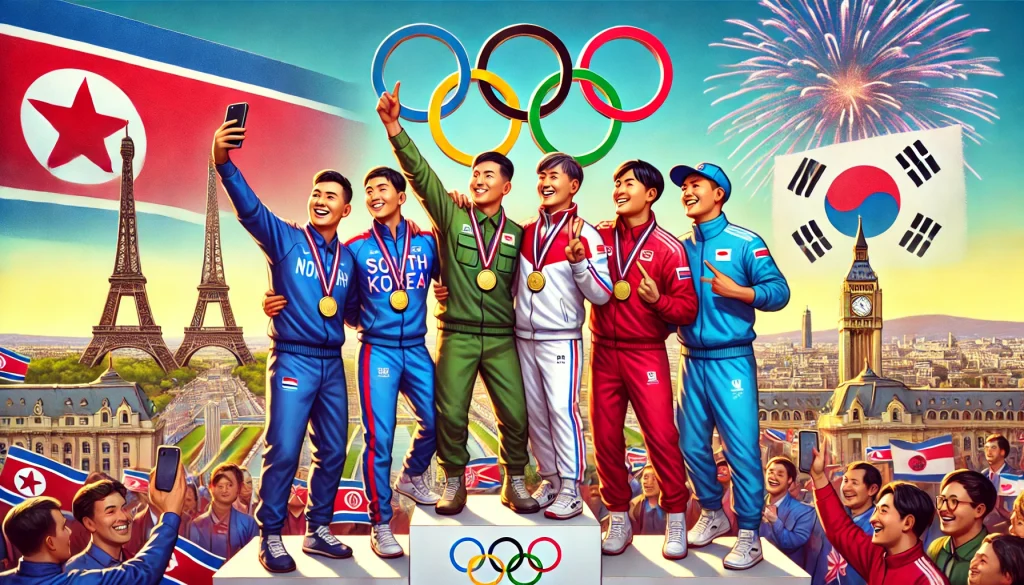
[410,495,602,585]
[601,536,811,585]
[214,535,409,584]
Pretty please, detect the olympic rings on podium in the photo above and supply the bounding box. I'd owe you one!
[370,23,673,166]
[450,536,563,585]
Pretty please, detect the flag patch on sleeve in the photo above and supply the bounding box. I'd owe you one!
[753,247,770,260]
[676,267,692,280]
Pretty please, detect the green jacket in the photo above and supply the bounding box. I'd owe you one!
[390,130,522,335]
[927,528,987,585]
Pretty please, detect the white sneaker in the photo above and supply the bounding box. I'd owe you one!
[601,511,633,555]
[532,480,558,508]
[663,512,687,560]
[370,523,403,558]
[545,486,584,520]
[723,529,763,570]
[394,473,440,505]
[687,506,731,547]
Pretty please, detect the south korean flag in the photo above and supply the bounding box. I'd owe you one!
[771,125,966,275]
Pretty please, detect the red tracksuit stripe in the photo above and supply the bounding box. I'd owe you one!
[360,345,379,524]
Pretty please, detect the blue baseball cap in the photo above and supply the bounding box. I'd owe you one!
[670,162,732,202]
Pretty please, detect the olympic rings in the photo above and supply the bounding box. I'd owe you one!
[370,23,673,167]
[528,68,622,167]
[429,69,523,167]
[475,24,573,121]
[450,537,563,584]
[371,23,472,123]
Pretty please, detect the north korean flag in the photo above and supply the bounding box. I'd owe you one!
[291,477,309,505]
[625,447,648,472]
[121,469,150,493]
[464,457,501,491]
[332,479,370,524]
[162,536,224,585]
[0,0,366,223]
[0,347,30,383]
[866,445,893,462]
[0,446,88,514]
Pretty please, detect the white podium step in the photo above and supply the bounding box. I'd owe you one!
[601,536,810,584]
[409,494,601,585]
[214,535,409,584]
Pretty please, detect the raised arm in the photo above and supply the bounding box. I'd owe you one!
[377,82,454,230]
[810,445,880,579]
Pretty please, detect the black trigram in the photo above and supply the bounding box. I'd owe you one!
[791,220,833,263]
[787,157,827,197]
[899,213,942,257]
[896,140,941,187]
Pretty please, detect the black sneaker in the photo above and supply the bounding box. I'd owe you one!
[302,525,353,559]
[259,535,296,573]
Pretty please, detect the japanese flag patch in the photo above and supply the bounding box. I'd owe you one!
[753,247,770,260]
[715,249,732,261]
[502,233,516,245]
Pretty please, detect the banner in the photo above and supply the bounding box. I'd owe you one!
[0,347,30,383]
[162,536,224,585]
[464,457,501,491]
[891,435,955,482]
[0,446,88,514]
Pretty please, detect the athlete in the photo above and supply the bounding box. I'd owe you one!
[447,152,613,519]
[376,82,538,515]
[671,162,791,570]
[212,120,359,573]
[264,166,442,558]
[589,160,698,560]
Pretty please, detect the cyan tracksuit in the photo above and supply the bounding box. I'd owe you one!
[675,213,790,531]
[218,160,358,535]
[346,219,438,525]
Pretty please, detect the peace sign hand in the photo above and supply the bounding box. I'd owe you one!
[565,218,586,263]
[701,260,752,302]
[636,263,660,304]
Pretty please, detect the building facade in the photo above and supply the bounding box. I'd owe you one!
[0,365,162,478]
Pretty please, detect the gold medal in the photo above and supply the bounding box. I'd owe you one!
[527,271,546,292]
[613,280,631,301]
[477,269,497,291]
[389,290,409,312]
[319,296,338,318]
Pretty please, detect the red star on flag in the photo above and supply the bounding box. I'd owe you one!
[18,469,42,495]
[28,78,128,173]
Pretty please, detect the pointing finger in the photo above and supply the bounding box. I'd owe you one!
[573,217,583,239]
[637,263,652,281]
[393,81,401,101]
[703,260,723,276]
[700,276,714,284]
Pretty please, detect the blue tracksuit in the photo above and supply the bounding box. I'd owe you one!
[760,493,816,567]
[809,505,874,585]
[218,160,358,534]
[675,213,790,530]
[0,514,180,585]
[64,543,123,572]
[345,219,438,524]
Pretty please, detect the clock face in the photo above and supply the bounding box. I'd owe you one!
[852,295,873,317]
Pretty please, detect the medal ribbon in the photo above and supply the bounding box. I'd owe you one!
[303,225,342,297]
[613,219,657,281]
[469,208,507,270]
[370,220,411,291]
[533,207,572,268]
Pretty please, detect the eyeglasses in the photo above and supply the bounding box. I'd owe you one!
[936,495,978,512]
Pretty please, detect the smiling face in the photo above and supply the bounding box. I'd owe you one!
[841,468,878,511]
[641,467,660,497]
[537,163,579,212]
[969,541,1011,585]
[83,491,132,547]
[766,463,793,498]
[307,181,352,230]
[613,169,655,218]
[365,176,405,222]
[870,493,914,547]
[681,174,725,220]
[716,462,732,485]
[469,161,511,209]
[938,481,985,538]
[212,475,240,507]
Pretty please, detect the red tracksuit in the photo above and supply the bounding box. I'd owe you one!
[589,214,698,513]
[814,485,949,585]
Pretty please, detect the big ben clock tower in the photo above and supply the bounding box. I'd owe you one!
[839,218,883,384]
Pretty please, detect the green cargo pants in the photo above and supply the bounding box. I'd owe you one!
[434,329,530,477]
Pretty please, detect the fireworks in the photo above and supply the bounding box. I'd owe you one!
[706,0,1002,194]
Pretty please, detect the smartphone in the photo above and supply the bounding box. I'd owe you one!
[798,430,819,474]
[223,103,249,148]
[154,446,181,492]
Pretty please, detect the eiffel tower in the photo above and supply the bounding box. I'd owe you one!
[174,160,255,367]
[81,131,178,372]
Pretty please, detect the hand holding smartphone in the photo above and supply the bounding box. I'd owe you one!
[224,103,249,148]
[154,446,181,492]
[799,430,819,474]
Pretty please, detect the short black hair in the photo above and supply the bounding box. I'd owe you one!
[211,462,244,487]
[312,169,353,203]
[363,166,407,193]
[877,481,935,538]
[73,480,128,523]
[846,461,883,492]
[766,456,797,482]
[614,160,665,202]
[985,534,1024,585]
[472,151,514,181]
[3,497,61,556]
[941,469,997,518]
[987,434,1011,458]
[537,152,583,186]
